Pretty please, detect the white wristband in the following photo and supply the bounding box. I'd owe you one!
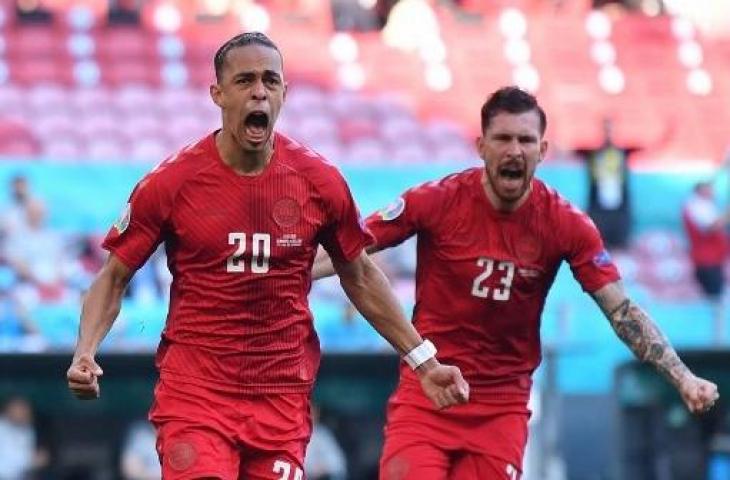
[403,340,437,370]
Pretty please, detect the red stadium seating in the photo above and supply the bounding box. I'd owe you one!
[0,5,727,167]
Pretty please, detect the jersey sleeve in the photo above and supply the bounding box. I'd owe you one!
[364,184,433,249]
[317,170,370,263]
[564,208,621,293]
[102,172,172,271]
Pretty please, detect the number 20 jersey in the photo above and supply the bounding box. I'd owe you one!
[366,168,620,402]
[103,132,368,394]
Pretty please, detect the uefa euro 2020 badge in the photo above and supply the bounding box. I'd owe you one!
[379,197,405,221]
[593,249,612,267]
[114,203,131,234]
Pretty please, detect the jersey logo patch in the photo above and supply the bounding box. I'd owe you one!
[273,197,301,228]
[167,441,197,472]
[113,203,131,234]
[593,249,612,267]
[378,197,405,221]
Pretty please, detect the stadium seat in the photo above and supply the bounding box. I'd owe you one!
[4,25,68,59]
[84,137,128,161]
[95,27,159,61]
[100,58,161,87]
[0,121,40,157]
[43,136,84,160]
[8,58,74,86]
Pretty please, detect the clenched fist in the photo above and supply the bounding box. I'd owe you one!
[677,374,719,414]
[67,353,104,400]
[416,359,470,410]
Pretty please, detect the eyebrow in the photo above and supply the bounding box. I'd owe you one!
[232,70,282,80]
[492,132,537,138]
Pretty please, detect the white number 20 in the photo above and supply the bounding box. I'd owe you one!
[471,258,515,301]
[273,460,303,480]
[226,232,270,273]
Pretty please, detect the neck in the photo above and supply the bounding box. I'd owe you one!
[481,169,531,212]
[216,130,274,176]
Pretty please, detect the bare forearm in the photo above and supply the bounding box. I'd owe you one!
[312,248,337,280]
[338,259,422,355]
[607,299,691,388]
[75,263,130,358]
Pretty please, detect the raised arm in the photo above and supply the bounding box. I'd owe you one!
[66,254,133,400]
[333,250,468,409]
[591,280,719,414]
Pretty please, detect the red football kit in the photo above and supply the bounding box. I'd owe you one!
[368,168,620,480]
[103,131,368,479]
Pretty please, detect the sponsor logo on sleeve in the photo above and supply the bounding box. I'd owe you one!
[378,197,405,221]
[593,249,612,267]
[113,203,131,234]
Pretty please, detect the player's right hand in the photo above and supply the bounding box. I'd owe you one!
[677,374,719,414]
[66,353,104,400]
[416,359,470,410]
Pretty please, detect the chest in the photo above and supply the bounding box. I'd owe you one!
[168,173,326,266]
[423,209,562,299]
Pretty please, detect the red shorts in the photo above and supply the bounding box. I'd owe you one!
[149,378,311,480]
[380,386,529,480]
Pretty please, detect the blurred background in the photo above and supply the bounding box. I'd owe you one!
[0,0,729,479]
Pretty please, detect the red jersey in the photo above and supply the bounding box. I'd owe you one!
[367,168,620,402]
[103,132,368,394]
[682,194,728,266]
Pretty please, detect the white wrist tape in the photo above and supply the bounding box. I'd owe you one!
[403,340,437,370]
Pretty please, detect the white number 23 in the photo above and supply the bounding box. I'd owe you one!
[471,258,515,301]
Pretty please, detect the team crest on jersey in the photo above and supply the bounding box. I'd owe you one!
[272,197,301,227]
[166,441,197,471]
[378,197,405,221]
[113,203,131,234]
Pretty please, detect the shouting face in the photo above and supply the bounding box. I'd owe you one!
[477,110,547,210]
[210,44,287,152]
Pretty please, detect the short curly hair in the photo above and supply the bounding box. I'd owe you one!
[480,86,547,135]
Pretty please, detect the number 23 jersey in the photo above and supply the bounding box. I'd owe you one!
[366,168,620,401]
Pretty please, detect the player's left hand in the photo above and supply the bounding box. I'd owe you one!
[415,359,470,410]
[677,374,719,414]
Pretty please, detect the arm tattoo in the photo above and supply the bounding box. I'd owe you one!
[605,298,690,387]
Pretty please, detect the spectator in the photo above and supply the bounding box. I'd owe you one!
[575,118,637,250]
[120,419,160,480]
[4,201,70,306]
[682,181,729,344]
[0,175,39,241]
[305,404,347,480]
[0,266,44,353]
[0,396,49,480]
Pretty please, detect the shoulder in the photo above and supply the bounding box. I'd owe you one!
[275,132,350,193]
[137,134,215,194]
[406,167,478,202]
[533,179,598,237]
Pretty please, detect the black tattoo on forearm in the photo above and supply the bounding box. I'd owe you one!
[605,299,690,387]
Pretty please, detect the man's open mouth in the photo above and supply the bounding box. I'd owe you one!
[244,111,269,142]
[499,164,524,179]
